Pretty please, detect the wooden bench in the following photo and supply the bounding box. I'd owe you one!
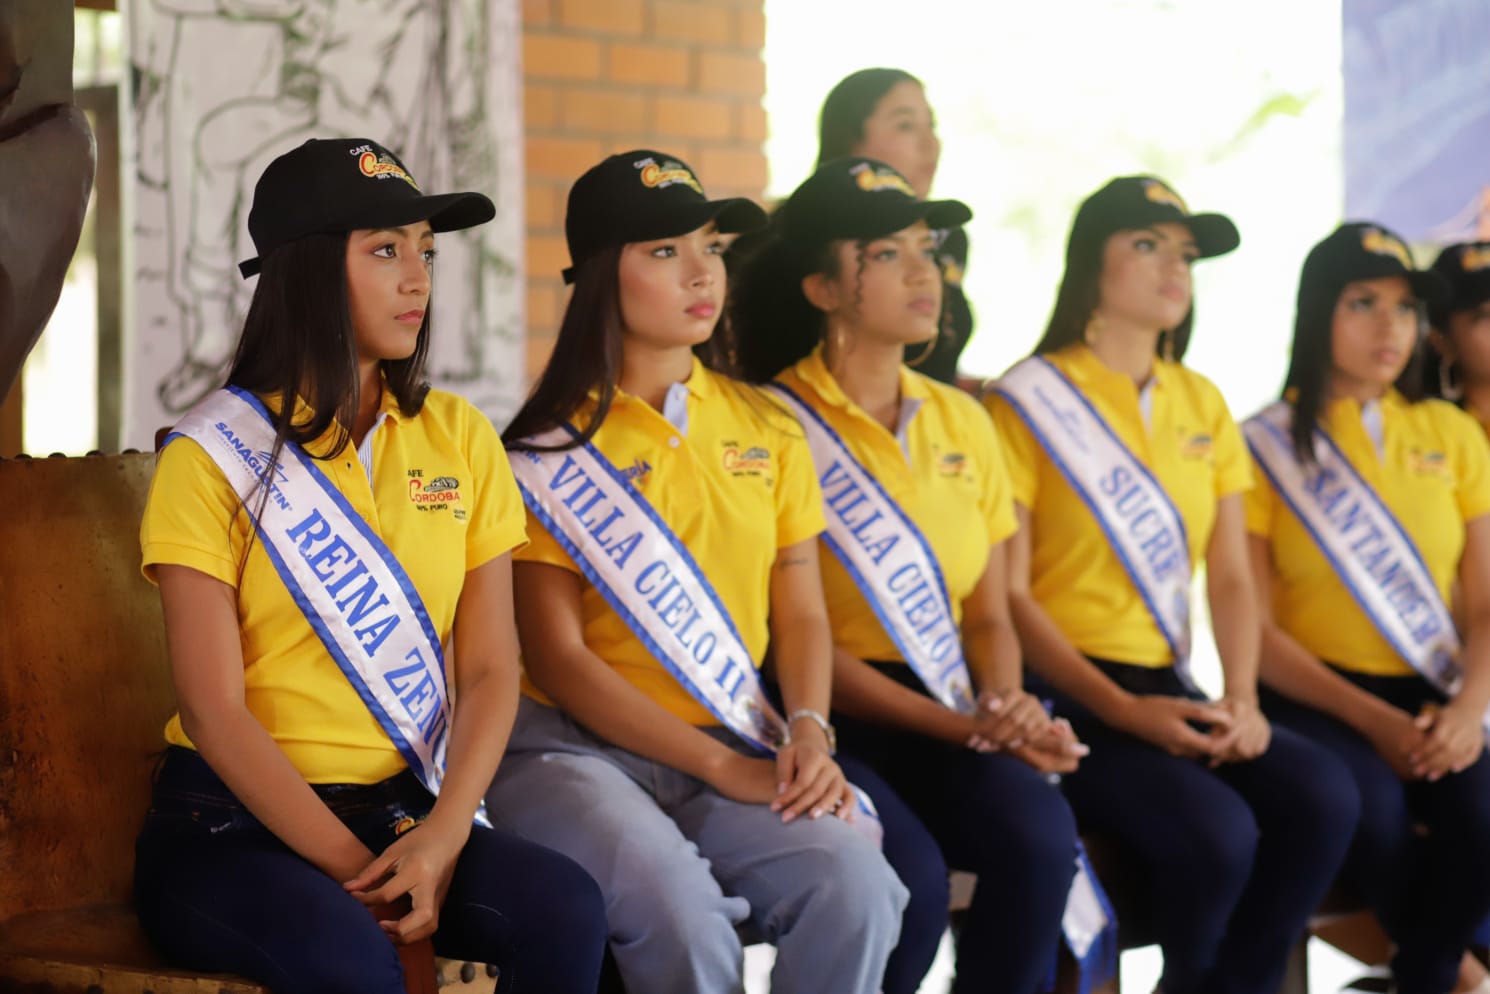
[0,453,494,993]
[0,452,1366,994]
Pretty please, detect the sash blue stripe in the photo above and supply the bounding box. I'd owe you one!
[1029,359,1191,551]
[225,387,450,697]
[164,390,449,788]
[1309,419,1444,589]
[1072,841,1118,994]
[164,428,431,784]
[555,425,757,661]
[1246,416,1422,665]
[771,383,958,616]
[821,530,924,669]
[515,479,762,749]
[768,384,965,700]
[995,367,1190,667]
[514,430,774,754]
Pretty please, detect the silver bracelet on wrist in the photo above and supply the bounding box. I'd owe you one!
[785,708,837,754]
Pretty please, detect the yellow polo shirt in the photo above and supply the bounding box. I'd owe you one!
[985,345,1252,666]
[516,360,826,725]
[775,347,1017,665]
[141,387,527,784]
[1245,392,1490,676]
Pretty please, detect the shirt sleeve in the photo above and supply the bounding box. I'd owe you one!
[1242,453,1276,536]
[774,425,827,549]
[510,506,583,574]
[964,395,1018,544]
[140,436,248,587]
[1210,395,1253,499]
[461,403,528,570]
[983,391,1040,509]
[1449,404,1490,522]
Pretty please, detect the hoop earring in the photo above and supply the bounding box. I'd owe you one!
[1440,359,1464,401]
[826,322,848,361]
[905,335,937,368]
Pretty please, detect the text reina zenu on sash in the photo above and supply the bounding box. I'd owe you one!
[213,417,449,752]
[517,448,756,705]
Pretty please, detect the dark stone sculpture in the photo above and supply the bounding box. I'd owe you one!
[0,0,96,402]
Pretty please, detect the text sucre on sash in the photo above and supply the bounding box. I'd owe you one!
[996,356,1196,688]
[167,387,479,820]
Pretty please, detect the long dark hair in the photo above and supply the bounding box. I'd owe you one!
[508,240,799,450]
[1282,276,1426,465]
[817,68,922,166]
[502,245,626,452]
[725,224,840,383]
[225,231,431,555]
[1422,297,1460,403]
[724,216,888,385]
[1032,231,1195,362]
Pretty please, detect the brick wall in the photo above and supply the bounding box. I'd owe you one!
[521,0,768,380]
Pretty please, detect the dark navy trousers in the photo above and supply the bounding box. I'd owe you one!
[1039,660,1360,994]
[1263,669,1490,994]
[835,663,1079,994]
[133,747,607,994]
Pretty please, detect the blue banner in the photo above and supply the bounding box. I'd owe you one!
[1343,0,1490,244]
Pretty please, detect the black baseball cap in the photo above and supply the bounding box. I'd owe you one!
[1299,222,1450,310]
[1068,176,1239,260]
[777,157,972,246]
[1429,241,1490,323]
[238,138,495,278]
[563,150,767,284]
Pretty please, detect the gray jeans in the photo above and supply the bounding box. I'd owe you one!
[485,697,908,994]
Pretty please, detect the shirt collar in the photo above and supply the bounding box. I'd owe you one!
[792,343,930,411]
[1323,387,1407,429]
[1059,343,1171,395]
[606,356,714,434]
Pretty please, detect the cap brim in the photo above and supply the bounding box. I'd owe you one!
[921,199,973,231]
[561,197,768,283]
[1448,272,1490,313]
[1408,270,1453,311]
[1185,213,1240,259]
[824,198,973,243]
[238,190,496,278]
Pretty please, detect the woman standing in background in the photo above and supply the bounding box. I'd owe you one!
[816,68,975,386]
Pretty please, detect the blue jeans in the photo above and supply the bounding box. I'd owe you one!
[1037,660,1361,994]
[134,747,607,994]
[836,663,1078,994]
[1263,669,1490,994]
[485,697,908,994]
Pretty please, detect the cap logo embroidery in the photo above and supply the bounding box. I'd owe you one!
[637,159,704,195]
[1362,227,1412,268]
[1142,179,1188,213]
[1461,245,1490,272]
[356,150,420,191]
[852,164,915,197]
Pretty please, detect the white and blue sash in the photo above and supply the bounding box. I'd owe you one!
[770,383,1116,991]
[167,387,476,818]
[1245,402,1485,729]
[768,384,975,714]
[509,426,881,837]
[997,357,1195,686]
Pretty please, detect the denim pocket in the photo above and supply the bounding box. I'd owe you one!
[141,789,257,837]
